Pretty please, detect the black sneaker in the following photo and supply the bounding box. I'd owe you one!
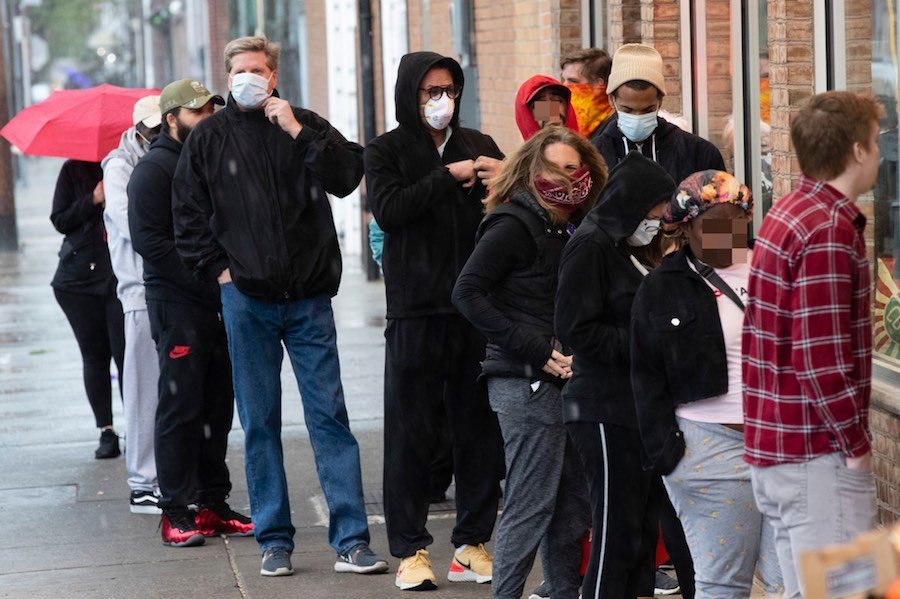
[130,489,162,515]
[528,580,550,599]
[654,568,680,596]
[95,429,121,459]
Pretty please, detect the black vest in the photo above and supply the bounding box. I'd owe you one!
[475,194,571,381]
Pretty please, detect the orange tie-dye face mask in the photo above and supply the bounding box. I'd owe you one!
[566,83,614,136]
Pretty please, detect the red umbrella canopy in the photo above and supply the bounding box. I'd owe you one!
[0,84,161,162]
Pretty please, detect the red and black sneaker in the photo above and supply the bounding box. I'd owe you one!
[160,509,205,547]
[196,502,254,537]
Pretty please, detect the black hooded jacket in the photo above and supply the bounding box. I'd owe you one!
[50,160,116,296]
[555,152,676,426]
[129,130,218,309]
[593,115,725,185]
[172,92,364,301]
[364,52,504,318]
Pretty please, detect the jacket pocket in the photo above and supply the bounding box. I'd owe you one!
[58,240,76,261]
[649,303,701,393]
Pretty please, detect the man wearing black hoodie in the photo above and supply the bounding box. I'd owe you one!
[128,78,254,549]
[364,52,505,592]
[555,152,676,599]
[594,44,724,185]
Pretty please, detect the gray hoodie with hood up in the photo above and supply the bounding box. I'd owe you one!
[102,127,148,312]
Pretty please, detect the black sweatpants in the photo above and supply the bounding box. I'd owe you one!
[567,421,661,599]
[659,486,695,599]
[383,315,504,558]
[148,299,233,510]
[54,289,125,428]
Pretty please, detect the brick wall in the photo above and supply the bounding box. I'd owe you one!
[206,0,230,95]
[871,398,900,524]
[306,0,330,118]
[768,0,815,200]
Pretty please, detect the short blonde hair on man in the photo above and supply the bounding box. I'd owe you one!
[224,36,280,73]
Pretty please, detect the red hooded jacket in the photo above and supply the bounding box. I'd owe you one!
[514,75,581,140]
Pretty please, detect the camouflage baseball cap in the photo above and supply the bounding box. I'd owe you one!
[159,79,224,114]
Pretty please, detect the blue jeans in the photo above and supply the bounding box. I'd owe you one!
[220,285,370,555]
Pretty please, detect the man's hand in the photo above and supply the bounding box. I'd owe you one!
[473,156,502,189]
[92,181,105,206]
[217,268,233,285]
[447,159,477,188]
[262,97,302,139]
[541,349,573,379]
[846,451,872,472]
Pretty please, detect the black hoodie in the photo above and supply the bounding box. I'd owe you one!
[555,152,676,427]
[594,115,725,185]
[364,52,504,318]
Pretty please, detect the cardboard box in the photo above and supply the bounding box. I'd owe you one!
[799,527,900,599]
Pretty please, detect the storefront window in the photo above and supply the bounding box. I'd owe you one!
[853,1,900,370]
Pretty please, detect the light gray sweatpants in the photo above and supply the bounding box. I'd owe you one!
[751,452,876,599]
[123,309,159,492]
[487,377,590,599]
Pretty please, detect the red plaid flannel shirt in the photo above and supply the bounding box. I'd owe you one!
[742,177,872,466]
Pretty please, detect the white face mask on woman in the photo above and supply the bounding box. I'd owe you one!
[421,93,455,131]
[231,72,272,110]
[626,218,661,247]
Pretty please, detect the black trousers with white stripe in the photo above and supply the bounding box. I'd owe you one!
[567,421,660,599]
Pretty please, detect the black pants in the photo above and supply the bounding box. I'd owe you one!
[148,299,233,510]
[54,289,125,428]
[568,421,660,599]
[429,414,454,500]
[383,315,504,558]
[659,486,695,599]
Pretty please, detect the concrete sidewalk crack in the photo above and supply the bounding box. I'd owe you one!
[223,536,249,598]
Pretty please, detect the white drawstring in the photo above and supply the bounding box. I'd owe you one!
[621,133,658,163]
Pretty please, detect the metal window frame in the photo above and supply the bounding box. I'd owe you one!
[694,1,710,139]
[581,0,608,50]
[681,0,694,128]
[736,0,764,234]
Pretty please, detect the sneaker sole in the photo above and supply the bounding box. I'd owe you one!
[201,530,255,538]
[260,567,294,577]
[95,451,121,459]
[447,570,491,584]
[162,534,205,548]
[395,577,437,591]
[654,588,680,596]
[334,560,389,574]
[130,504,162,515]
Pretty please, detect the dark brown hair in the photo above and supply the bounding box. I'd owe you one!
[560,48,612,84]
[486,126,608,225]
[791,91,883,180]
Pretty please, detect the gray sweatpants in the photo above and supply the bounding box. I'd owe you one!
[751,452,876,599]
[487,377,590,599]
[123,309,159,492]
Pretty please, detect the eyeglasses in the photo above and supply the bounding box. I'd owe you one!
[418,84,462,100]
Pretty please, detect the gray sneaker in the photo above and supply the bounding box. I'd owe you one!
[260,547,294,577]
[334,543,389,574]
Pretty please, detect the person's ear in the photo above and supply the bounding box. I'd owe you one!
[269,70,278,92]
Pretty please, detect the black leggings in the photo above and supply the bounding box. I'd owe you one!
[54,289,125,428]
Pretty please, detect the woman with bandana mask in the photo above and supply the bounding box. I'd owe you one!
[594,44,725,186]
[452,127,606,599]
[555,151,676,599]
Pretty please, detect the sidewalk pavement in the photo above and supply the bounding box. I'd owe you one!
[0,157,545,598]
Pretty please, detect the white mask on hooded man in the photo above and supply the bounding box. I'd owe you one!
[626,218,661,247]
[422,93,455,130]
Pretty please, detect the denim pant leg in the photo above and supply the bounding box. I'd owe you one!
[220,283,294,553]
[664,418,783,599]
[282,294,370,555]
[750,453,875,599]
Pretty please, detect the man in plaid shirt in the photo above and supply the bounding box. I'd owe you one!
[742,91,881,599]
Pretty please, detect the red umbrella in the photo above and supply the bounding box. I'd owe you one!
[0,84,161,162]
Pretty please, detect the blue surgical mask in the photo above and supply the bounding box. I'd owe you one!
[231,72,272,110]
[616,110,658,142]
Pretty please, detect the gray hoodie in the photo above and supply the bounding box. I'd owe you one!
[102,127,148,312]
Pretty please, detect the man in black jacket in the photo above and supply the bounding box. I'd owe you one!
[129,78,253,548]
[171,36,386,578]
[594,44,725,184]
[364,51,505,592]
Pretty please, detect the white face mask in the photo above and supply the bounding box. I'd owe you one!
[616,110,658,142]
[422,93,455,130]
[626,218,661,247]
[231,72,272,110]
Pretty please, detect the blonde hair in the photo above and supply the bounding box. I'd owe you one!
[224,36,280,73]
[486,126,608,224]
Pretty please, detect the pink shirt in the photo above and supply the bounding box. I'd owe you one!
[676,254,751,424]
